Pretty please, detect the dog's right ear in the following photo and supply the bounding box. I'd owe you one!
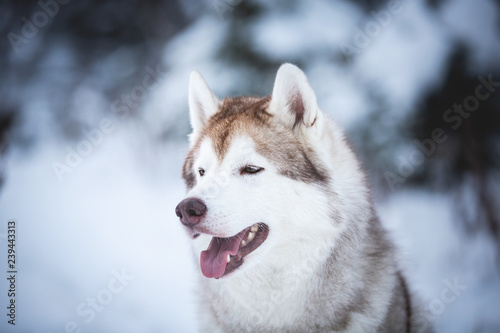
[188,71,219,143]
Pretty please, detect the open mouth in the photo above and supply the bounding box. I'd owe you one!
[199,223,269,279]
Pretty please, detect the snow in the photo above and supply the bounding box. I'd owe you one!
[0,134,199,333]
[378,190,500,332]
[142,16,230,140]
[250,0,362,60]
[353,0,452,114]
[440,0,500,71]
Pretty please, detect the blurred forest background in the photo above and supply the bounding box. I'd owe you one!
[0,0,499,332]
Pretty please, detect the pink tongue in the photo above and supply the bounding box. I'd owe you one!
[200,230,246,279]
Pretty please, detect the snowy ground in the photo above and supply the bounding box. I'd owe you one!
[0,133,199,333]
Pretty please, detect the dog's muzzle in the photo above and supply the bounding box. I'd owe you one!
[175,197,269,279]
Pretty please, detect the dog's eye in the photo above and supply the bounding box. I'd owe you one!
[198,168,205,177]
[241,165,263,175]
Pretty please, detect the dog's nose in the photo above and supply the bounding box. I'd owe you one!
[175,197,207,227]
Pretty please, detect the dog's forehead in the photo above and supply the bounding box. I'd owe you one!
[202,96,273,162]
[199,135,259,165]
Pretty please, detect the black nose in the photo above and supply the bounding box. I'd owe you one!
[175,197,207,227]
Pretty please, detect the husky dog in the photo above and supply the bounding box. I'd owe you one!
[175,64,430,332]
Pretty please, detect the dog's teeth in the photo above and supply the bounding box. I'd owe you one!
[250,225,259,232]
[241,239,247,246]
[247,232,255,241]
[227,254,231,263]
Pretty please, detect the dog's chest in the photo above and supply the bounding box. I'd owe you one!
[205,274,311,330]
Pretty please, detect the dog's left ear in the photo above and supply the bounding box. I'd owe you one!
[269,63,323,136]
[188,71,220,143]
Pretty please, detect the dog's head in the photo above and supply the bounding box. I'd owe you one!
[176,64,342,279]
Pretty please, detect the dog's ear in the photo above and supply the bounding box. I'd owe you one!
[269,64,323,136]
[188,71,219,142]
